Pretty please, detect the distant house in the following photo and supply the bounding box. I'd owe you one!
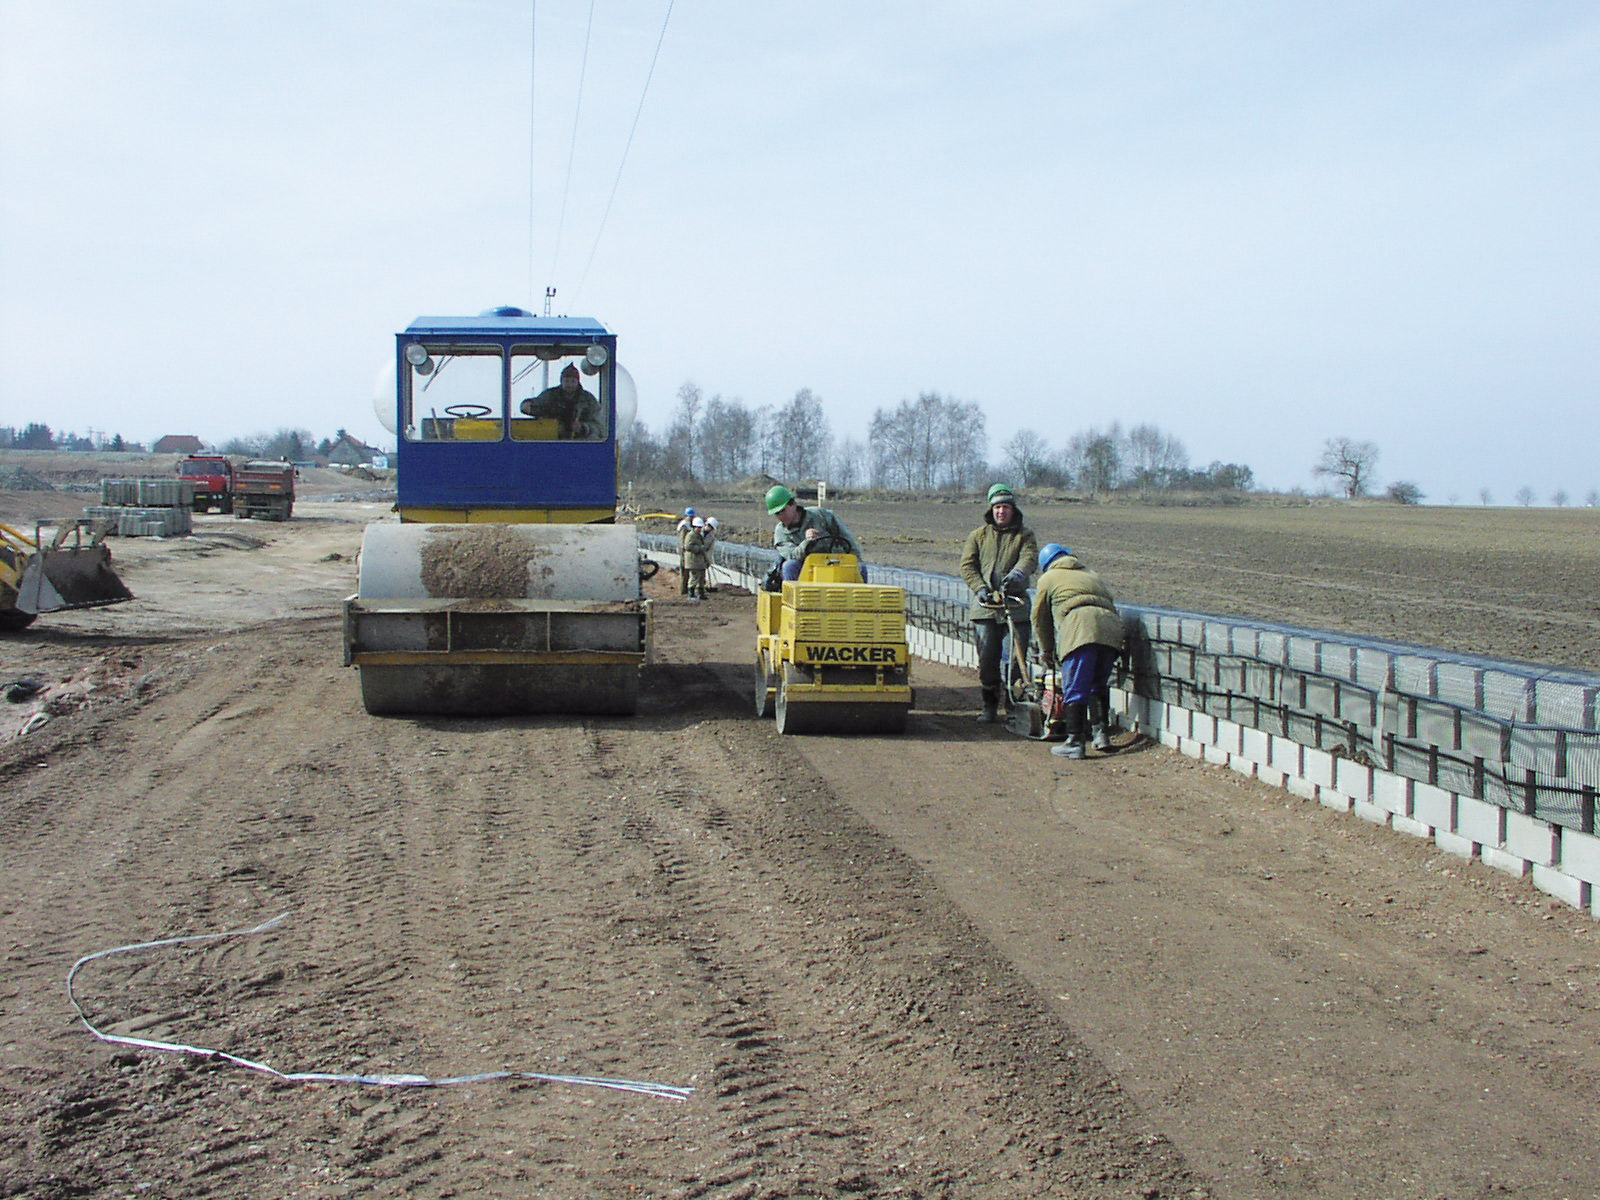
[154,434,205,454]
[325,433,380,467]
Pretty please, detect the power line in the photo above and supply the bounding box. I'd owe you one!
[546,0,598,292]
[572,0,675,305]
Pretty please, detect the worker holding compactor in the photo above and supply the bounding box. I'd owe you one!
[959,484,1039,724]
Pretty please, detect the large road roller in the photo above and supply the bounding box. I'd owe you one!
[343,308,650,715]
[754,552,911,735]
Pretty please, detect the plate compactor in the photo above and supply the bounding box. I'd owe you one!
[754,552,912,735]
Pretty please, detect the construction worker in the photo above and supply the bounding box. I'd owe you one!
[765,485,865,583]
[959,484,1040,723]
[701,517,719,592]
[675,507,697,594]
[682,518,711,599]
[1030,543,1123,759]
[520,364,601,438]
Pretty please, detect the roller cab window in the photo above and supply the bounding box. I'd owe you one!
[400,342,609,443]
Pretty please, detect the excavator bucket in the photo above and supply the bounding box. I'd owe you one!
[14,540,134,616]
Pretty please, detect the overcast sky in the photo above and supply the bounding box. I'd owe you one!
[2,1,1595,503]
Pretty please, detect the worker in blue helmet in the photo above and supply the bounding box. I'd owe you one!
[1031,543,1123,759]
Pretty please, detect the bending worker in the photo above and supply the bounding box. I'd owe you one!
[959,484,1039,724]
[1030,543,1123,759]
[765,485,865,583]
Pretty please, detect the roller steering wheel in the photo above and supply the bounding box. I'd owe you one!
[444,403,493,419]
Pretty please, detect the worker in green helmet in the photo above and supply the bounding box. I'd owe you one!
[764,484,865,585]
[960,484,1040,724]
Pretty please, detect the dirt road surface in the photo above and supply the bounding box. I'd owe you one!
[3,503,1599,1199]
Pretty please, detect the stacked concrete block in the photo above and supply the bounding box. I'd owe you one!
[93,477,196,538]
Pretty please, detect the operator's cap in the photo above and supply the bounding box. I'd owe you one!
[987,483,1016,507]
[561,363,580,378]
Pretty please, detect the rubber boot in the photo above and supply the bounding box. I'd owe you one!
[1088,695,1113,752]
[977,686,1001,724]
[1051,703,1088,759]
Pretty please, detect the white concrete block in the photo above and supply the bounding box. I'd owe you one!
[1256,765,1289,789]
[1287,776,1318,801]
[1178,737,1203,760]
[1214,718,1244,756]
[1372,771,1410,817]
[1531,863,1588,910]
[1455,795,1505,847]
[1393,815,1433,839]
[1435,830,1477,860]
[1157,729,1180,750]
[1302,746,1336,789]
[1481,846,1531,878]
[1191,712,1217,745]
[1559,828,1600,882]
[1203,744,1231,766]
[1412,782,1455,831]
[1241,727,1270,766]
[1269,735,1302,774]
[1335,758,1373,803]
[1318,788,1353,813]
[1353,799,1391,827]
[1505,811,1559,867]
[1228,755,1257,780]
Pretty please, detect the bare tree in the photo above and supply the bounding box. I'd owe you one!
[867,393,987,491]
[1551,488,1569,508]
[1313,437,1379,498]
[1515,486,1536,507]
[1586,489,1599,508]
[832,437,867,489]
[672,382,703,479]
[698,395,756,481]
[1062,425,1122,496]
[771,388,831,482]
[1001,428,1052,487]
[1479,487,1493,506]
[1125,423,1188,493]
[1386,480,1424,505]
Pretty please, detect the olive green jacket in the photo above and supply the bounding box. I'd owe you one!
[1030,555,1123,662]
[959,508,1039,623]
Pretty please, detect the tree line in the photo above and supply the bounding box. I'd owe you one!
[622,384,1254,496]
[1,423,368,464]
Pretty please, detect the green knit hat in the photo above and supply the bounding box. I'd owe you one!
[986,483,1016,507]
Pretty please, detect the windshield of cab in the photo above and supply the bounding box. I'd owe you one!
[401,343,609,443]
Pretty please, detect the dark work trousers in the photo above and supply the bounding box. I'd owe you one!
[1060,644,1117,705]
[975,618,1031,695]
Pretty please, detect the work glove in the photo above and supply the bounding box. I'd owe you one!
[763,564,784,593]
[1002,569,1028,595]
[976,587,996,606]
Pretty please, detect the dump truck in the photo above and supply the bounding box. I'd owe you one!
[177,455,234,513]
[342,307,650,715]
[0,519,134,631]
[754,552,912,734]
[234,461,295,521]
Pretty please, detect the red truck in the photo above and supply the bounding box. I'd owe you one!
[234,461,296,521]
[177,455,235,513]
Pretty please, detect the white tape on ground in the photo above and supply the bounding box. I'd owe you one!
[67,911,693,1101]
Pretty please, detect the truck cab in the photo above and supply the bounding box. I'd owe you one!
[177,455,235,513]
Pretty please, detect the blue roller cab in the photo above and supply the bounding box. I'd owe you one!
[392,310,620,523]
